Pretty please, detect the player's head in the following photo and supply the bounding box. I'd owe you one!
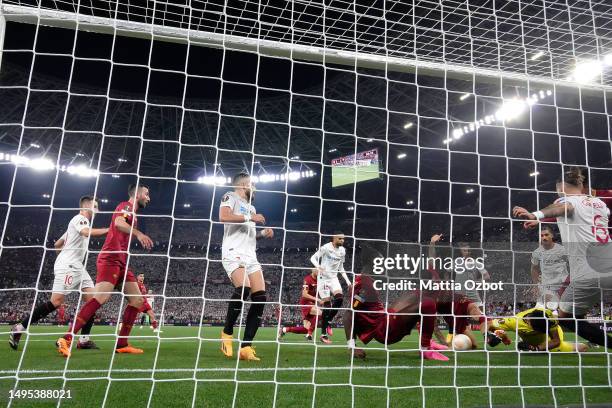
[311,268,318,277]
[360,244,384,276]
[332,231,345,247]
[137,273,144,283]
[556,166,585,196]
[79,195,98,218]
[232,172,254,201]
[457,242,471,258]
[524,309,558,334]
[129,183,150,208]
[540,225,555,247]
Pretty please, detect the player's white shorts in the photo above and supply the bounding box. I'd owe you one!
[222,252,262,276]
[317,277,342,299]
[559,277,612,316]
[52,266,94,295]
[535,288,561,310]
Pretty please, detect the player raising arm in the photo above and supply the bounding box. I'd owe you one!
[513,167,612,349]
[56,184,153,357]
[310,232,350,344]
[279,268,324,340]
[9,196,107,351]
[219,172,274,361]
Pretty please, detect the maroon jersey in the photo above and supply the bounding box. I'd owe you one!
[57,305,65,319]
[351,275,386,344]
[300,273,318,305]
[98,201,136,266]
[138,281,147,296]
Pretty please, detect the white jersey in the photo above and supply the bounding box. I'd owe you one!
[311,242,346,280]
[220,191,257,256]
[55,214,90,270]
[556,195,610,280]
[531,243,569,287]
[146,296,154,309]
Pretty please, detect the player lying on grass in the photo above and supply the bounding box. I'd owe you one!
[427,234,510,349]
[514,167,612,349]
[9,196,108,351]
[310,232,350,344]
[343,246,450,361]
[279,268,324,340]
[491,308,588,352]
[56,184,153,357]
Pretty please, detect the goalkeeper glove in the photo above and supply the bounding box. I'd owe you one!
[486,332,502,347]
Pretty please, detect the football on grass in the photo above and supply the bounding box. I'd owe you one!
[452,334,472,351]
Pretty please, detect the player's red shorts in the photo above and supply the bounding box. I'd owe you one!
[300,302,315,320]
[355,308,414,345]
[437,298,472,334]
[96,261,137,288]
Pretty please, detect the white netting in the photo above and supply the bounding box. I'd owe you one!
[1,1,611,407]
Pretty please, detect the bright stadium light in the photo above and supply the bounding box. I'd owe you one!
[183,203,191,208]
[29,158,55,171]
[406,200,414,205]
[459,93,471,101]
[290,155,300,160]
[118,158,128,163]
[30,143,41,148]
[530,51,545,60]
[572,60,603,84]
[529,171,540,177]
[466,188,475,193]
[290,208,298,213]
[605,54,612,65]
[366,138,374,142]
[66,164,99,178]
[328,148,337,153]
[347,206,354,211]
[397,153,407,159]
[403,122,413,129]
[111,174,120,178]
[495,98,527,121]
[42,193,50,198]
[101,198,109,203]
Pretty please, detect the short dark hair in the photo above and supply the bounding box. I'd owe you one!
[128,183,149,197]
[557,166,585,188]
[332,230,344,236]
[541,225,554,235]
[232,172,250,185]
[79,195,95,206]
[525,309,557,333]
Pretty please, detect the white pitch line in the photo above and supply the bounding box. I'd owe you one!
[0,365,606,375]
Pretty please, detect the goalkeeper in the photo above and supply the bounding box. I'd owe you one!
[490,308,588,352]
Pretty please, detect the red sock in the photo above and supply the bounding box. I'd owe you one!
[286,326,308,334]
[117,305,139,348]
[419,298,436,348]
[64,299,101,342]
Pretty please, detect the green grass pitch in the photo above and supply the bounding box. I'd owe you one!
[331,164,380,187]
[1,325,611,407]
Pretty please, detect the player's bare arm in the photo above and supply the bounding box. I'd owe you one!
[114,216,153,250]
[54,237,65,251]
[79,227,109,238]
[256,228,274,239]
[513,202,575,221]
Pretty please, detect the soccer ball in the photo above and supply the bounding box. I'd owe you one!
[452,334,472,351]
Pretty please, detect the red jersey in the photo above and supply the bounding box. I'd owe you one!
[57,305,65,319]
[98,201,136,266]
[593,189,612,229]
[138,281,147,296]
[300,273,318,305]
[351,275,386,344]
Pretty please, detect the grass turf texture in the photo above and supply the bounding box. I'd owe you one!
[1,325,610,407]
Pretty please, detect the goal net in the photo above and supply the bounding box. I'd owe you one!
[1,0,611,407]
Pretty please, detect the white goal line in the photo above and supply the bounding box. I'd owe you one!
[1,364,608,376]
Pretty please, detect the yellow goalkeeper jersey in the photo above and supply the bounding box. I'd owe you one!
[490,307,562,346]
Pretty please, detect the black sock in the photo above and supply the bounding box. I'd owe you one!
[21,301,56,329]
[242,290,266,347]
[320,301,332,335]
[81,315,95,336]
[559,316,611,349]
[223,287,250,336]
[327,295,344,321]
